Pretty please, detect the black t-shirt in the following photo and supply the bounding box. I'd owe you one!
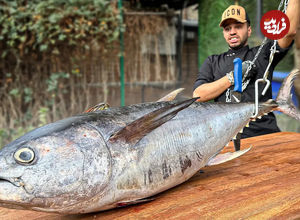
[193,40,293,138]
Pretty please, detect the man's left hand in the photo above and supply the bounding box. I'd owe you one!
[242,60,257,82]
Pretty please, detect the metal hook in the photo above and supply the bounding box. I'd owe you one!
[261,78,271,96]
[252,78,270,118]
[252,43,274,118]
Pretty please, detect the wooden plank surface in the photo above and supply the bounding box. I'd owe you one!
[0,132,299,220]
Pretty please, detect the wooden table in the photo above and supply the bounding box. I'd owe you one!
[0,132,300,220]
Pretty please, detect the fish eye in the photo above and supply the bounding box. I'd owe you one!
[14,147,35,165]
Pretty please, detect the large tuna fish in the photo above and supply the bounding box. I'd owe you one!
[0,70,299,214]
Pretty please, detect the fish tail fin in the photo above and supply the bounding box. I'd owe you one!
[275,69,300,121]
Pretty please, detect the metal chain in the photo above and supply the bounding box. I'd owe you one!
[260,0,288,93]
[241,0,287,92]
[262,40,278,82]
[277,0,289,11]
[252,0,289,118]
[226,88,231,102]
[227,0,288,104]
[278,0,285,10]
[242,37,268,91]
[279,0,289,12]
[284,0,289,12]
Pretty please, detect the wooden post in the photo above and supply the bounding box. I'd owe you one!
[118,0,125,106]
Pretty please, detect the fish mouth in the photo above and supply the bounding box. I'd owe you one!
[0,176,35,209]
[0,176,25,187]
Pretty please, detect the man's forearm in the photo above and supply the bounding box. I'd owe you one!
[286,0,300,35]
[193,75,231,102]
[278,0,300,48]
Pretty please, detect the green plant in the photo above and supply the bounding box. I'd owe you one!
[38,107,49,127]
[0,105,53,148]
[46,72,70,93]
[0,0,122,57]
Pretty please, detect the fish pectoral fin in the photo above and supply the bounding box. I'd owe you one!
[84,102,110,113]
[109,98,197,144]
[117,197,155,208]
[207,147,251,166]
[157,88,185,102]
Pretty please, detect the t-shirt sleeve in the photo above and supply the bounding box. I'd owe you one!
[193,56,214,91]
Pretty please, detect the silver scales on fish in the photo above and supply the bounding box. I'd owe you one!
[0,70,299,214]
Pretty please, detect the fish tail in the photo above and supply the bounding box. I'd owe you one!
[274,69,300,121]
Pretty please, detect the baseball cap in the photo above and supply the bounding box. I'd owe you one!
[219,5,250,27]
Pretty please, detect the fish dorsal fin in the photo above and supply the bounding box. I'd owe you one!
[157,88,185,102]
[109,98,197,144]
[207,147,251,166]
[84,102,110,113]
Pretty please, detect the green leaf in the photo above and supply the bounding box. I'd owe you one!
[20,35,26,42]
[58,34,66,41]
[0,0,121,55]
[9,88,19,96]
[40,44,48,51]
[1,51,8,58]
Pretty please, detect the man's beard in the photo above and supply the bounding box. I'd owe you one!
[229,37,248,50]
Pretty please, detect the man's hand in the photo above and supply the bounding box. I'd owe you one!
[226,60,257,85]
[242,60,257,82]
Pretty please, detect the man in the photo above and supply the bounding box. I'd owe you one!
[193,1,299,138]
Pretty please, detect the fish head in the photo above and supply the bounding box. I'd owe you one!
[0,120,112,213]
